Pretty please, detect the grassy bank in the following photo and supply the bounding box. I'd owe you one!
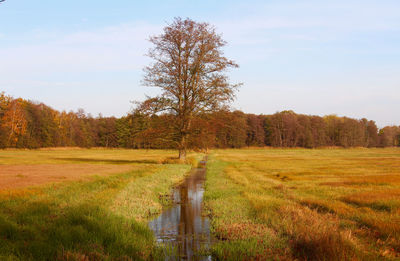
[204,148,400,260]
[0,149,194,260]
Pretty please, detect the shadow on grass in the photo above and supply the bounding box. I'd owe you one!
[54,157,160,165]
[0,202,159,260]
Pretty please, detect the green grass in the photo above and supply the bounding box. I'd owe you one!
[204,159,288,260]
[204,148,400,260]
[0,148,197,260]
[112,164,191,221]
[2,148,399,260]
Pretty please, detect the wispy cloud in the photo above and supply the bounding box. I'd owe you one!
[0,22,161,75]
[0,0,399,125]
[215,0,400,46]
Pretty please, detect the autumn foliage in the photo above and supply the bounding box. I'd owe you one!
[139,18,240,159]
[0,93,399,149]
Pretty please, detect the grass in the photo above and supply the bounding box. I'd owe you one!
[0,148,198,260]
[0,148,179,165]
[204,159,288,260]
[204,148,400,260]
[111,164,191,221]
[2,147,399,260]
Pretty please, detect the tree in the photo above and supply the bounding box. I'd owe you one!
[246,114,265,147]
[0,92,11,148]
[138,17,240,160]
[214,110,247,148]
[1,99,27,147]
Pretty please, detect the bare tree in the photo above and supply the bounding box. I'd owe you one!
[138,17,240,160]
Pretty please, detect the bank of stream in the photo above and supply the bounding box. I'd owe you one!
[148,160,212,260]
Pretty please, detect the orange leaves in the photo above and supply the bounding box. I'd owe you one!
[1,98,27,146]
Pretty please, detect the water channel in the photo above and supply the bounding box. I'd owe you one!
[148,160,212,260]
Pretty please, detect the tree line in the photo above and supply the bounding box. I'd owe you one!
[0,93,399,149]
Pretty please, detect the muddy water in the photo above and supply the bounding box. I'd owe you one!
[148,161,212,260]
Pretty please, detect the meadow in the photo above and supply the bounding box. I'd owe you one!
[1,148,399,260]
[0,148,199,260]
[204,148,400,260]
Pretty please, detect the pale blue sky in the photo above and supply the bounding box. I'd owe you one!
[0,0,399,127]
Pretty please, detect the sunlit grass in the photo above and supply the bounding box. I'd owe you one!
[0,148,180,165]
[204,148,400,260]
[111,164,191,221]
[0,148,197,260]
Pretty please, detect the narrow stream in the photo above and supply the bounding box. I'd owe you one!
[148,160,212,260]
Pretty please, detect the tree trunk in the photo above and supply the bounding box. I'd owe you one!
[178,132,187,161]
[179,148,186,161]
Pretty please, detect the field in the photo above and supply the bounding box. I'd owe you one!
[1,148,399,260]
[204,148,400,260]
[0,149,199,260]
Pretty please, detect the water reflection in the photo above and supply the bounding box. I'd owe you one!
[149,165,212,260]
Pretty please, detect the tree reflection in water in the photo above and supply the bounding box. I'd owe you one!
[149,165,212,260]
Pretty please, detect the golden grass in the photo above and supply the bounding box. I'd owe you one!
[321,175,400,187]
[277,204,358,260]
[206,148,400,260]
[0,148,198,191]
[0,164,140,190]
[299,198,355,216]
[0,148,180,165]
[214,222,279,250]
[0,148,197,260]
[341,190,400,206]
[110,164,191,221]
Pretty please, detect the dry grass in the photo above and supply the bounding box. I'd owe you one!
[0,164,139,190]
[278,204,357,260]
[215,222,276,241]
[0,148,195,191]
[341,190,400,209]
[0,148,179,165]
[0,148,197,260]
[321,175,400,187]
[205,148,400,260]
[299,198,355,216]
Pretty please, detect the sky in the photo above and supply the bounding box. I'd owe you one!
[0,0,399,127]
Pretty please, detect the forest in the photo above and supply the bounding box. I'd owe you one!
[1,92,399,149]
